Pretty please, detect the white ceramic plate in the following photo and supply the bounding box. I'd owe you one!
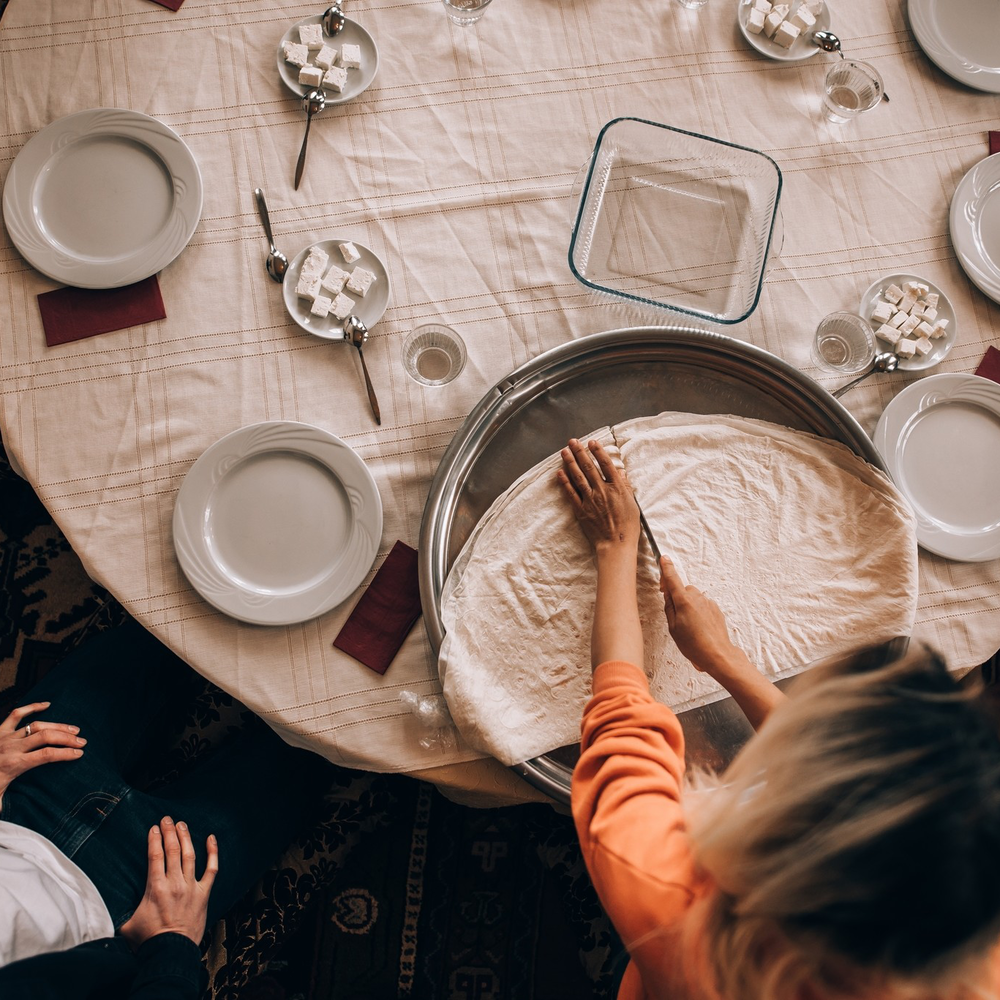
[2,108,202,289]
[276,15,379,104]
[874,374,1000,561]
[908,0,1000,93]
[737,0,830,62]
[282,239,390,342]
[173,421,382,625]
[950,154,1000,305]
[859,272,956,371]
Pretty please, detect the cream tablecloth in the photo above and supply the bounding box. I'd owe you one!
[1,0,998,803]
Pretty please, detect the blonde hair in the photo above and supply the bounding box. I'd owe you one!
[684,644,1000,1000]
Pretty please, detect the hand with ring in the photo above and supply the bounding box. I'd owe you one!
[0,701,86,807]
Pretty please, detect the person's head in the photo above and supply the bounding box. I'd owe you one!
[686,643,1000,1000]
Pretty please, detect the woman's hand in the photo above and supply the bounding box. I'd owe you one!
[557,439,640,554]
[0,702,86,806]
[120,817,218,950]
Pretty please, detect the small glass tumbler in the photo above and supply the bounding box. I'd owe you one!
[823,60,884,123]
[442,0,492,25]
[812,312,875,374]
[403,324,467,386]
[674,0,709,8]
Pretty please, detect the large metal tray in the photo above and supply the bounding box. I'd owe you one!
[419,327,884,804]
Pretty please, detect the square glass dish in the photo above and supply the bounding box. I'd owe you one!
[568,117,783,325]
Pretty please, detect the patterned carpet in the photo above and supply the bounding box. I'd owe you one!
[0,437,619,999]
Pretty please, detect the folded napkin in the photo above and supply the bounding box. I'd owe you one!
[991,131,1000,157]
[38,276,166,347]
[976,345,1000,384]
[334,541,422,675]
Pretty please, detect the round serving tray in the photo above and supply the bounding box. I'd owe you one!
[419,327,886,803]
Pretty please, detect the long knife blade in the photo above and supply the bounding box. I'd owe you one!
[634,496,662,565]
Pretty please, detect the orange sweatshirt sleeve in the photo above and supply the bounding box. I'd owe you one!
[571,661,700,985]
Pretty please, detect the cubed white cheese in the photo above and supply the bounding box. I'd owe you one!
[763,7,786,37]
[871,300,895,324]
[882,283,904,304]
[924,292,939,308]
[298,65,324,88]
[282,42,310,68]
[896,291,918,314]
[311,295,333,318]
[922,306,938,323]
[346,266,376,297]
[315,45,338,71]
[298,24,324,50]
[930,319,949,339]
[339,43,361,69]
[915,320,935,338]
[301,247,330,279]
[875,324,901,345]
[747,8,766,33]
[802,0,824,14]
[753,0,772,11]
[774,20,801,47]
[900,314,921,336]
[896,338,917,358]
[888,310,908,329]
[296,275,321,300]
[321,265,350,295]
[339,242,361,264]
[790,7,817,31]
[322,66,348,93]
[331,292,354,320]
[914,336,934,356]
[909,302,926,319]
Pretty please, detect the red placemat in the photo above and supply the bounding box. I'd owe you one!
[150,0,186,10]
[333,541,422,675]
[975,345,1000,385]
[990,131,1000,157]
[37,276,166,347]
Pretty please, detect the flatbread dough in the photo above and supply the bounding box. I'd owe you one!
[439,412,918,766]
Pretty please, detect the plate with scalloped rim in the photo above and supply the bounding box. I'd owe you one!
[2,107,202,289]
[950,154,1000,305]
[874,374,1000,562]
[737,0,831,62]
[908,0,1000,94]
[276,14,379,104]
[173,421,382,625]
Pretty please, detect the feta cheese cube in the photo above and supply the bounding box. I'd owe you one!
[924,292,939,308]
[875,324,901,345]
[747,8,766,33]
[299,65,324,88]
[331,292,354,320]
[339,242,361,264]
[915,320,935,338]
[311,295,333,318]
[315,45,338,71]
[774,20,801,47]
[346,266,376,297]
[871,300,895,324]
[282,42,310,68]
[753,0,772,10]
[322,66,348,93]
[320,265,350,295]
[897,291,918,314]
[882,283,904,304]
[896,338,917,358]
[301,247,330,279]
[296,275,321,300]
[888,310,908,329]
[922,306,938,323]
[802,0,824,14]
[930,319,949,339]
[909,301,926,319]
[914,336,934,356]
[899,314,921,336]
[790,7,817,31]
[763,7,786,37]
[339,43,361,69]
[298,24,324,50]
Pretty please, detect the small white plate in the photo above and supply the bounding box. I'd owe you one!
[283,239,390,342]
[276,15,379,104]
[874,374,1000,562]
[737,0,830,62]
[950,153,1000,306]
[908,0,1000,94]
[2,108,202,289]
[173,421,382,625]
[859,272,956,371]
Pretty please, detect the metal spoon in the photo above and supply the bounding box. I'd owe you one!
[252,188,288,283]
[294,89,326,191]
[322,4,347,36]
[812,30,890,101]
[346,316,381,425]
[832,351,899,398]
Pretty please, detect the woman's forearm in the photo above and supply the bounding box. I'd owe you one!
[591,544,644,672]
[701,647,786,731]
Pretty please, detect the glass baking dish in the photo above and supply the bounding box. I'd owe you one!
[568,117,782,325]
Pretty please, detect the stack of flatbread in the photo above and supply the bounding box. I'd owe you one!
[439,412,918,766]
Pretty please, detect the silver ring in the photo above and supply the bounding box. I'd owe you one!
[24,723,32,737]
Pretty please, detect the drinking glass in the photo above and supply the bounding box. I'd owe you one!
[442,0,492,26]
[403,325,467,386]
[823,60,884,123]
[812,312,875,374]
[674,0,709,8]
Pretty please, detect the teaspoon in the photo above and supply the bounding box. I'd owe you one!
[252,187,288,283]
[346,316,381,425]
[322,4,347,35]
[294,89,326,191]
[812,30,890,101]
[832,351,899,398]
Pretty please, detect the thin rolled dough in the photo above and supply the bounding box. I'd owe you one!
[439,412,918,766]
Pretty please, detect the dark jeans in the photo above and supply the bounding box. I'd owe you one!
[0,621,330,928]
